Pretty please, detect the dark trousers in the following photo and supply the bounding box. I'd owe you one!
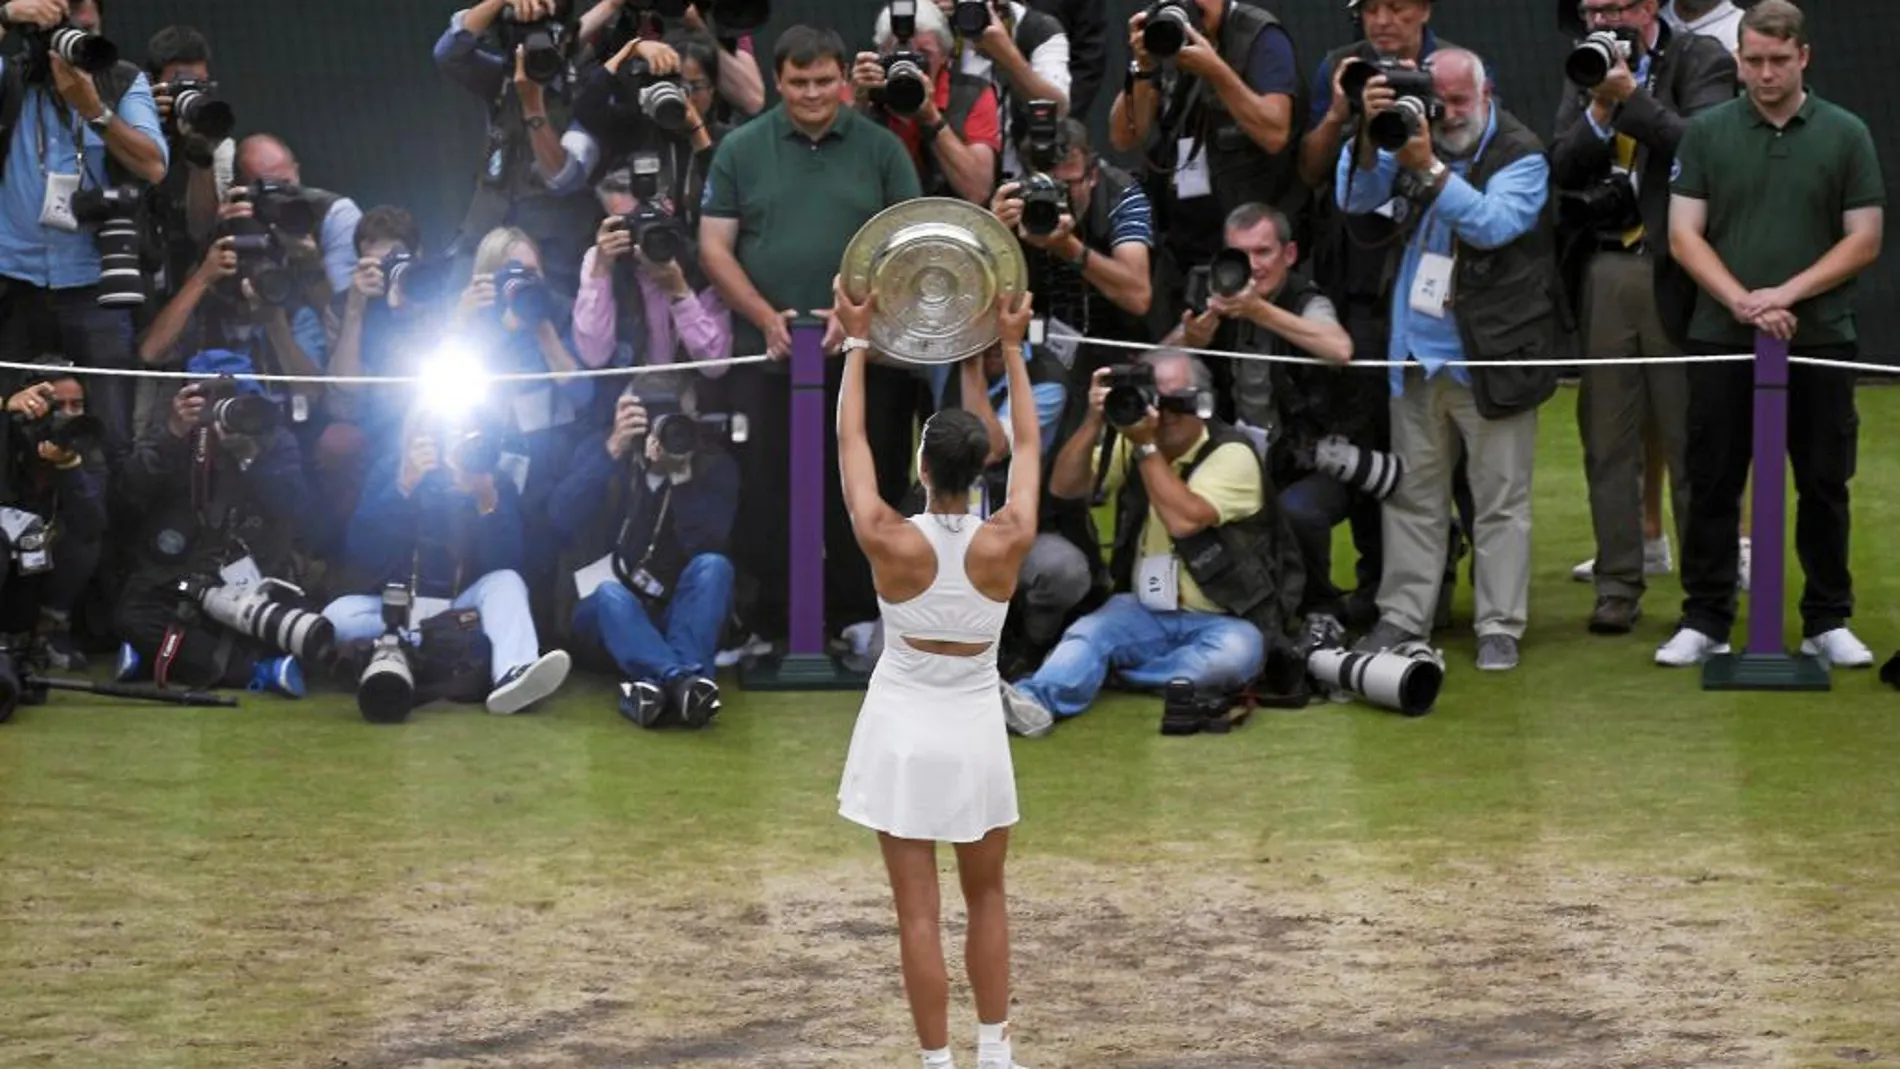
[114,571,263,688]
[716,360,919,639]
[0,280,136,464]
[1681,343,1857,643]
[1342,299,1391,595]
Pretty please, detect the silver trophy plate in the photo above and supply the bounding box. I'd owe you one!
[840,197,1027,366]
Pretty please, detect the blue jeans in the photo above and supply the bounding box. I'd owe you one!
[571,553,734,684]
[1014,593,1265,718]
[1280,473,1355,615]
[323,569,543,685]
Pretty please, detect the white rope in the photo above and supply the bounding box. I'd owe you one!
[0,352,774,386]
[1788,354,1900,375]
[1075,335,1762,369]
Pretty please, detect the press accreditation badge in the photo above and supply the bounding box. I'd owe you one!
[218,556,263,589]
[1172,138,1212,201]
[572,552,616,600]
[40,172,80,233]
[1137,553,1180,613]
[1409,251,1455,319]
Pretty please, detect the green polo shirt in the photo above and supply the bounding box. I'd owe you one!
[1672,92,1886,348]
[702,104,921,356]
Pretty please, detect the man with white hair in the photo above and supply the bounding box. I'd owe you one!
[1337,48,1561,672]
[851,1,1001,204]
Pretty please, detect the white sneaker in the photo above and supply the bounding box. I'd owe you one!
[1738,537,1752,593]
[1644,535,1674,576]
[1655,628,1731,667]
[714,632,773,669]
[1000,681,1054,738]
[487,650,572,715]
[1571,556,1595,582]
[1800,628,1874,668]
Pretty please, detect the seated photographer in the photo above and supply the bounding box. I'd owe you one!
[1,366,107,671]
[1166,203,1363,621]
[435,0,604,301]
[999,349,1303,733]
[572,166,732,406]
[0,0,167,462]
[1334,49,1556,671]
[323,415,573,717]
[550,390,737,728]
[233,134,363,303]
[989,117,1154,385]
[853,1,1001,205]
[561,32,725,214]
[113,379,314,697]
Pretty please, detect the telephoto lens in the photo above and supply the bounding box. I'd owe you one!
[1567,28,1637,88]
[1208,248,1252,298]
[639,77,690,132]
[623,209,686,264]
[1368,96,1429,152]
[169,80,235,141]
[211,393,280,438]
[880,51,930,116]
[70,186,145,308]
[953,0,990,34]
[358,584,416,724]
[380,253,456,306]
[1102,364,1159,429]
[653,413,698,457]
[49,24,117,73]
[186,578,337,665]
[1141,0,1194,58]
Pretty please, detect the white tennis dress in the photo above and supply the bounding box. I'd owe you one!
[838,514,1019,843]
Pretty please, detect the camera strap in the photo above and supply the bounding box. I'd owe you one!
[613,478,674,596]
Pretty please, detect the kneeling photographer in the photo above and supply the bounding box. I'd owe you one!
[997,348,1303,736]
[113,378,321,697]
[989,113,1155,384]
[322,412,573,721]
[1551,0,1735,635]
[1165,203,1374,622]
[0,363,106,674]
[550,388,738,728]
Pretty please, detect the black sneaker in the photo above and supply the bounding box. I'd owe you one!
[618,680,667,728]
[668,675,721,729]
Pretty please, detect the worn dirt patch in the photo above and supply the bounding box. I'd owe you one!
[302,851,1899,1069]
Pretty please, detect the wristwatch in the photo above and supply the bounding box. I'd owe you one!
[841,337,873,355]
[1132,442,1160,463]
[86,106,114,134]
[524,114,549,131]
[1127,60,1159,82]
[1415,158,1449,189]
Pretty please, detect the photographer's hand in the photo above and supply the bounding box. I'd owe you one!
[1173,26,1221,80]
[633,39,681,76]
[1126,11,1155,74]
[1396,120,1435,173]
[349,255,386,308]
[457,274,498,324]
[219,187,255,224]
[1592,54,1637,106]
[991,182,1024,230]
[5,382,55,419]
[1020,213,1078,254]
[513,45,547,115]
[593,216,633,275]
[852,52,885,102]
[1179,305,1219,349]
[1086,365,1111,421]
[3,0,67,31]
[399,435,441,497]
[605,393,650,461]
[37,440,81,469]
[638,250,692,300]
[49,52,104,122]
[1360,74,1398,118]
[168,385,207,440]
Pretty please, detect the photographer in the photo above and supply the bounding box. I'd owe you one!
[989,117,1154,383]
[322,414,574,716]
[144,26,233,296]
[583,0,766,120]
[112,379,313,696]
[436,0,604,302]
[233,134,363,304]
[551,390,737,727]
[1108,0,1303,275]
[1025,0,1105,117]
[930,0,1071,176]
[561,32,724,218]
[0,0,167,461]
[998,348,1302,734]
[0,365,106,670]
[1336,49,1558,672]
[573,168,732,405]
[1165,204,1362,621]
[854,2,1000,205]
[1550,0,1736,635]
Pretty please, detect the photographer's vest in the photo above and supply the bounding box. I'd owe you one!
[1106,420,1302,641]
[1150,4,1304,232]
[1022,161,1147,353]
[0,58,139,181]
[1225,272,1326,430]
[1308,35,1461,305]
[913,70,994,198]
[1384,108,1562,418]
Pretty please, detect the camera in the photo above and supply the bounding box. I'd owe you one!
[379,252,458,307]
[500,2,568,84]
[0,506,53,576]
[879,0,931,118]
[358,583,417,723]
[225,230,300,307]
[443,426,501,477]
[244,180,320,239]
[1140,1,1198,60]
[493,259,553,325]
[177,575,336,664]
[1340,58,1433,112]
[196,376,280,438]
[1557,169,1641,234]
[619,58,691,133]
[1015,172,1068,237]
[1370,92,1439,153]
[160,79,235,142]
[11,407,102,457]
[1208,248,1251,299]
[70,185,145,309]
[1307,434,1405,500]
[953,0,992,35]
[1184,264,1213,315]
[1567,27,1639,88]
[46,22,118,73]
[615,205,689,265]
[645,397,745,460]
[1102,364,1158,429]
[1159,678,1240,735]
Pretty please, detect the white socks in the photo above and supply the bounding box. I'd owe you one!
[921,1047,955,1069]
[977,1021,1012,1069]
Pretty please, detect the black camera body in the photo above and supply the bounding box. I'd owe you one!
[644,396,745,460]
[1021,98,1066,171]
[1567,26,1640,88]
[499,2,569,84]
[614,205,690,265]
[879,2,931,118]
[1015,172,1069,237]
[195,376,280,439]
[1102,364,1158,429]
[1160,678,1242,736]
[1558,169,1641,235]
[494,259,553,325]
[243,180,320,239]
[619,58,691,134]
[11,408,102,457]
[224,229,301,307]
[161,78,236,142]
[1339,59,1440,152]
[953,0,993,35]
[1141,1,1199,60]
[379,252,457,308]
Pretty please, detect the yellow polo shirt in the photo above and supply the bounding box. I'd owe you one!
[1096,431,1265,614]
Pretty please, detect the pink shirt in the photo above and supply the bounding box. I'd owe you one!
[573,247,735,375]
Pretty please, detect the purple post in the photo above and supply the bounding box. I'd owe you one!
[1746,332,1790,656]
[787,322,827,656]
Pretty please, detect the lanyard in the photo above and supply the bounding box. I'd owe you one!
[36,91,87,181]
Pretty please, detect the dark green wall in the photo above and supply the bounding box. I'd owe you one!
[108,1,1897,356]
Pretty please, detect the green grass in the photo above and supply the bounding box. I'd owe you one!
[4,384,1900,1068]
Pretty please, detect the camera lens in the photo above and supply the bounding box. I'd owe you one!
[636,217,685,263]
[1566,33,1622,88]
[213,394,278,438]
[654,414,696,456]
[882,58,928,116]
[173,86,236,142]
[521,28,563,83]
[1209,249,1252,298]
[1142,4,1190,58]
[1368,97,1425,152]
[640,80,690,132]
[1104,387,1151,429]
[50,25,118,74]
[953,0,990,35]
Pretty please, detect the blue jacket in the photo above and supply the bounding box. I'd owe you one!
[345,457,527,599]
[547,434,738,596]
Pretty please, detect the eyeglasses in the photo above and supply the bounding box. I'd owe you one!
[1578,0,1644,21]
[684,79,713,94]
